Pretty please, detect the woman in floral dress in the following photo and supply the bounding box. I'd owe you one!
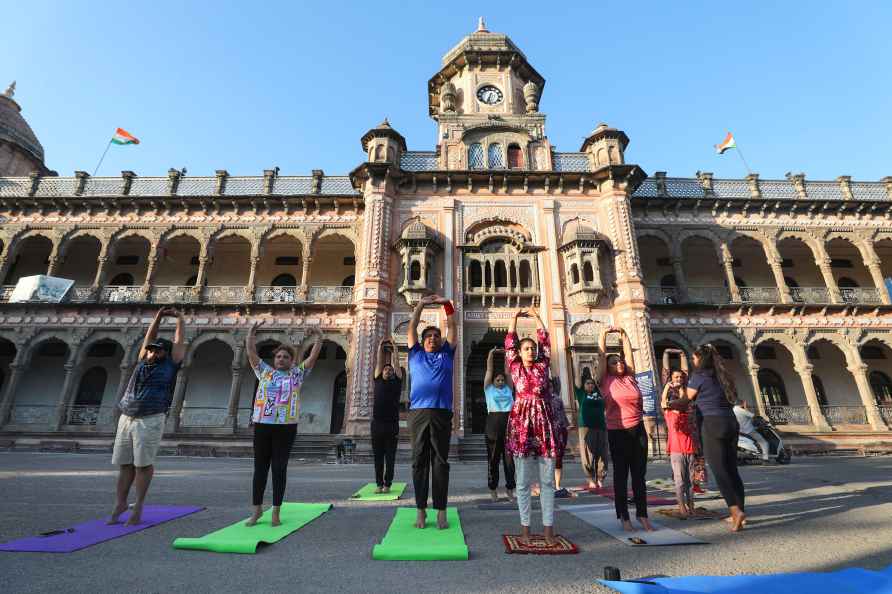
[505,307,567,545]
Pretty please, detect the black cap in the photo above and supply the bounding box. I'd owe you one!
[147,338,173,352]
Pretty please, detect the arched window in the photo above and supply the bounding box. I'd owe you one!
[341,275,355,287]
[374,145,384,161]
[838,277,859,288]
[758,369,789,406]
[494,260,507,288]
[330,371,348,434]
[469,261,483,288]
[583,261,595,283]
[812,374,828,406]
[110,273,134,286]
[660,274,676,287]
[507,144,523,169]
[519,260,532,289]
[409,261,421,282]
[74,366,107,408]
[468,143,484,169]
[271,274,296,287]
[570,264,580,285]
[487,143,505,169]
[869,371,892,404]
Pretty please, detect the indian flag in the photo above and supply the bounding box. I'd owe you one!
[715,132,736,154]
[111,127,140,145]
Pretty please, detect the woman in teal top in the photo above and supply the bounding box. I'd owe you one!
[573,356,608,490]
[484,347,516,501]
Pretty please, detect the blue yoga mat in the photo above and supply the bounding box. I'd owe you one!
[600,564,892,594]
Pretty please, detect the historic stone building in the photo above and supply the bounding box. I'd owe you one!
[1,22,891,455]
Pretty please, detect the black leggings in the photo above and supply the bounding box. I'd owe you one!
[701,415,745,509]
[371,421,399,488]
[485,412,516,491]
[252,423,298,506]
[608,423,648,520]
[409,408,452,510]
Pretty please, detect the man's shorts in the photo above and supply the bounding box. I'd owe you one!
[111,413,165,467]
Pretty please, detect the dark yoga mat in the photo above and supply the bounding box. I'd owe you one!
[0,505,204,553]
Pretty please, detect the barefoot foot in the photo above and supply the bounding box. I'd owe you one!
[107,502,128,525]
[124,504,143,526]
[382,486,390,493]
[638,517,655,532]
[621,519,634,532]
[436,509,448,530]
[270,507,282,527]
[587,480,598,490]
[414,508,427,529]
[505,489,515,500]
[543,525,556,546]
[245,507,263,527]
[374,486,383,494]
[730,510,746,532]
[490,490,499,502]
[519,525,531,545]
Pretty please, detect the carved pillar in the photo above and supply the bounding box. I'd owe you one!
[165,364,191,433]
[845,349,889,430]
[767,256,792,304]
[742,346,766,417]
[226,346,245,432]
[0,352,26,426]
[91,242,113,296]
[793,358,832,431]
[0,255,12,285]
[719,242,741,302]
[860,242,891,305]
[815,253,842,303]
[141,245,160,300]
[300,253,312,296]
[192,255,210,300]
[245,255,260,302]
[52,359,81,430]
[46,255,61,277]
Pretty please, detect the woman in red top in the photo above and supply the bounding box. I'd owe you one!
[505,307,566,545]
[661,369,697,517]
[597,326,654,532]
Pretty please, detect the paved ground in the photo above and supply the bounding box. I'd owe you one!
[1,452,891,593]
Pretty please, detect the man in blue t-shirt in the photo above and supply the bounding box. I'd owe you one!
[407,293,456,530]
[109,308,185,525]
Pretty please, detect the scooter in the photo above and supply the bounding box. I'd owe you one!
[738,415,791,464]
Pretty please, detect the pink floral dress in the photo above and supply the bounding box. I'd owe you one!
[504,330,567,459]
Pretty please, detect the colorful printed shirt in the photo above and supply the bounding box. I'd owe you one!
[251,360,310,425]
[504,329,566,459]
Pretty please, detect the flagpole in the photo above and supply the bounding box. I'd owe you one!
[92,139,113,176]
[734,145,753,176]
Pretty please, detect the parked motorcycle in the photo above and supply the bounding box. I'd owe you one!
[738,415,791,464]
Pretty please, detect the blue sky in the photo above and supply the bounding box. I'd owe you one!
[4,1,890,180]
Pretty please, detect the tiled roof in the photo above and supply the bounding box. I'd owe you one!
[400,151,438,171]
[632,176,889,201]
[711,179,749,198]
[552,153,590,172]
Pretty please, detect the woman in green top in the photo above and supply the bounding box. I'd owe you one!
[573,355,608,490]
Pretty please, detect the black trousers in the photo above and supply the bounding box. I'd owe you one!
[485,412,516,491]
[252,423,298,506]
[409,408,452,510]
[701,415,745,509]
[607,422,648,520]
[371,421,399,488]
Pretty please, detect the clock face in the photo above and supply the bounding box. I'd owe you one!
[476,85,503,105]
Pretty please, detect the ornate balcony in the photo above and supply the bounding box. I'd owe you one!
[101,285,144,303]
[840,287,882,305]
[202,285,250,305]
[307,285,353,304]
[686,286,731,305]
[256,285,303,304]
[879,406,892,425]
[151,285,201,304]
[790,287,830,303]
[737,287,779,304]
[646,286,681,304]
[464,286,539,307]
[765,405,813,426]
[821,405,868,425]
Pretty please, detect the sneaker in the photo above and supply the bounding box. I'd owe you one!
[554,488,571,498]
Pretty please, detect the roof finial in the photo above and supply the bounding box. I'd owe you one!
[477,16,487,32]
[3,81,15,99]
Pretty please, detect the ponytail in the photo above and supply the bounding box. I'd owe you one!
[693,343,737,404]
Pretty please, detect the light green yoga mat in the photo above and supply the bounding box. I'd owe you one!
[172,502,332,554]
[351,482,407,501]
[372,507,468,561]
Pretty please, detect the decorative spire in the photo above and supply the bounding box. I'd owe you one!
[3,81,15,99]
[477,16,487,32]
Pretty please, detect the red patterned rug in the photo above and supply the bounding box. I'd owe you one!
[502,534,579,555]
[576,486,677,506]
[656,507,722,520]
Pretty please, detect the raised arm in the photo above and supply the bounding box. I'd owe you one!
[595,326,609,384]
[660,382,672,410]
[618,328,636,376]
[246,320,262,369]
[139,308,169,360]
[503,354,514,390]
[374,336,388,379]
[171,310,186,364]
[661,349,672,386]
[572,354,582,390]
[484,348,496,388]
[679,351,689,374]
[431,295,456,346]
[528,306,550,362]
[505,310,523,366]
[407,295,436,349]
[301,327,324,370]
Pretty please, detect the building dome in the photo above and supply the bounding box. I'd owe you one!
[402,219,433,240]
[562,220,598,244]
[0,82,48,175]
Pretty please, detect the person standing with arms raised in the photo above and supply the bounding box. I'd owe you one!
[245,321,323,527]
[372,336,403,494]
[483,347,515,501]
[109,308,185,525]
[505,307,566,545]
[597,326,654,532]
[572,355,608,491]
[407,293,457,530]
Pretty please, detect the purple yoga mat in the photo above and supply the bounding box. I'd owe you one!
[0,505,204,553]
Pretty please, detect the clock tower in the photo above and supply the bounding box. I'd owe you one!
[427,18,552,171]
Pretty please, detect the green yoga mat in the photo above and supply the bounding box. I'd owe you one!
[351,482,407,501]
[372,507,468,561]
[172,503,332,554]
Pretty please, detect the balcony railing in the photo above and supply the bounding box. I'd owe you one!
[821,405,868,425]
[790,287,830,303]
[179,407,232,428]
[879,406,892,424]
[65,405,117,426]
[686,286,731,305]
[101,285,145,303]
[737,287,779,304]
[765,405,813,426]
[151,285,201,304]
[646,286,681,304]
[840,287,882,305]
[201,285,249,304]
[256,285,302,304]
[307,285,353,304]
[8,405,55,425]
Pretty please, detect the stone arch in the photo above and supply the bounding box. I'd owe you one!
[58,229,106,255]
[858,332,892,350]
[263,227,308,248]
[804,332,858,363]
[569,319,605,346]
[675,229,723,257]
[74,332,128,366]
[314,227,357,249]
[753,333,804,363]
[160,227,204,245]
[209,228,254,246]
[634,228,673,248]
[184,332,237,366]
[21,332,75,367]
[110,228,156,245]
[775,230,825,259]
